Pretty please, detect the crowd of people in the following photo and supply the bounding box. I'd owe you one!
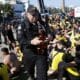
[0,5,80,80]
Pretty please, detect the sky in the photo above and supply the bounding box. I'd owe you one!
[30,0,80,8]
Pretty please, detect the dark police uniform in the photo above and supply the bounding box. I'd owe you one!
[0,25,2,44]
[17,15,51,80]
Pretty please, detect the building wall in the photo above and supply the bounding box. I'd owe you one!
[0,0,16,4]
[6,0,16,4]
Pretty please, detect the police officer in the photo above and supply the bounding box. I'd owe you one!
[17,5,52,80]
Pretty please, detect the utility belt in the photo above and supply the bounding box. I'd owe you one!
[22,45,47,55]
[22,45,37,50]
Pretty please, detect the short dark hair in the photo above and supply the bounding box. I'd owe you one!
[27,5,39,17]
[1,47,9,55]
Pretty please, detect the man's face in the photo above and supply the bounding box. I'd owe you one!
[27,13,38,23]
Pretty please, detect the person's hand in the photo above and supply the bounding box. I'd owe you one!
[70,61,76,64]
[10,67,17,74]
[8,40,11,44]
[31,37,42,46]
[47,34,52,41]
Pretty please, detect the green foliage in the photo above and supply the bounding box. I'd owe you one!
[0,3,12,13]
[47,7,62,14]
[0,4,3,10]
[47,7,73,14]
[3,4,12,12]
[0,3,13,17]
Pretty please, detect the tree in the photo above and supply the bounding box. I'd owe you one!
[3,4,12,13]
[0,3,14,23]
[0,4,3,10]
[47,7,62,14]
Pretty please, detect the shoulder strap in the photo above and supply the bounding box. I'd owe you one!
[52,52,58,60]
[50,50,58,60]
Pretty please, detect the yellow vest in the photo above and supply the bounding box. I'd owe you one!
[49,50,80,77]
[0,63,9,80]
[50,50,64,71]
[66,67,80,77]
